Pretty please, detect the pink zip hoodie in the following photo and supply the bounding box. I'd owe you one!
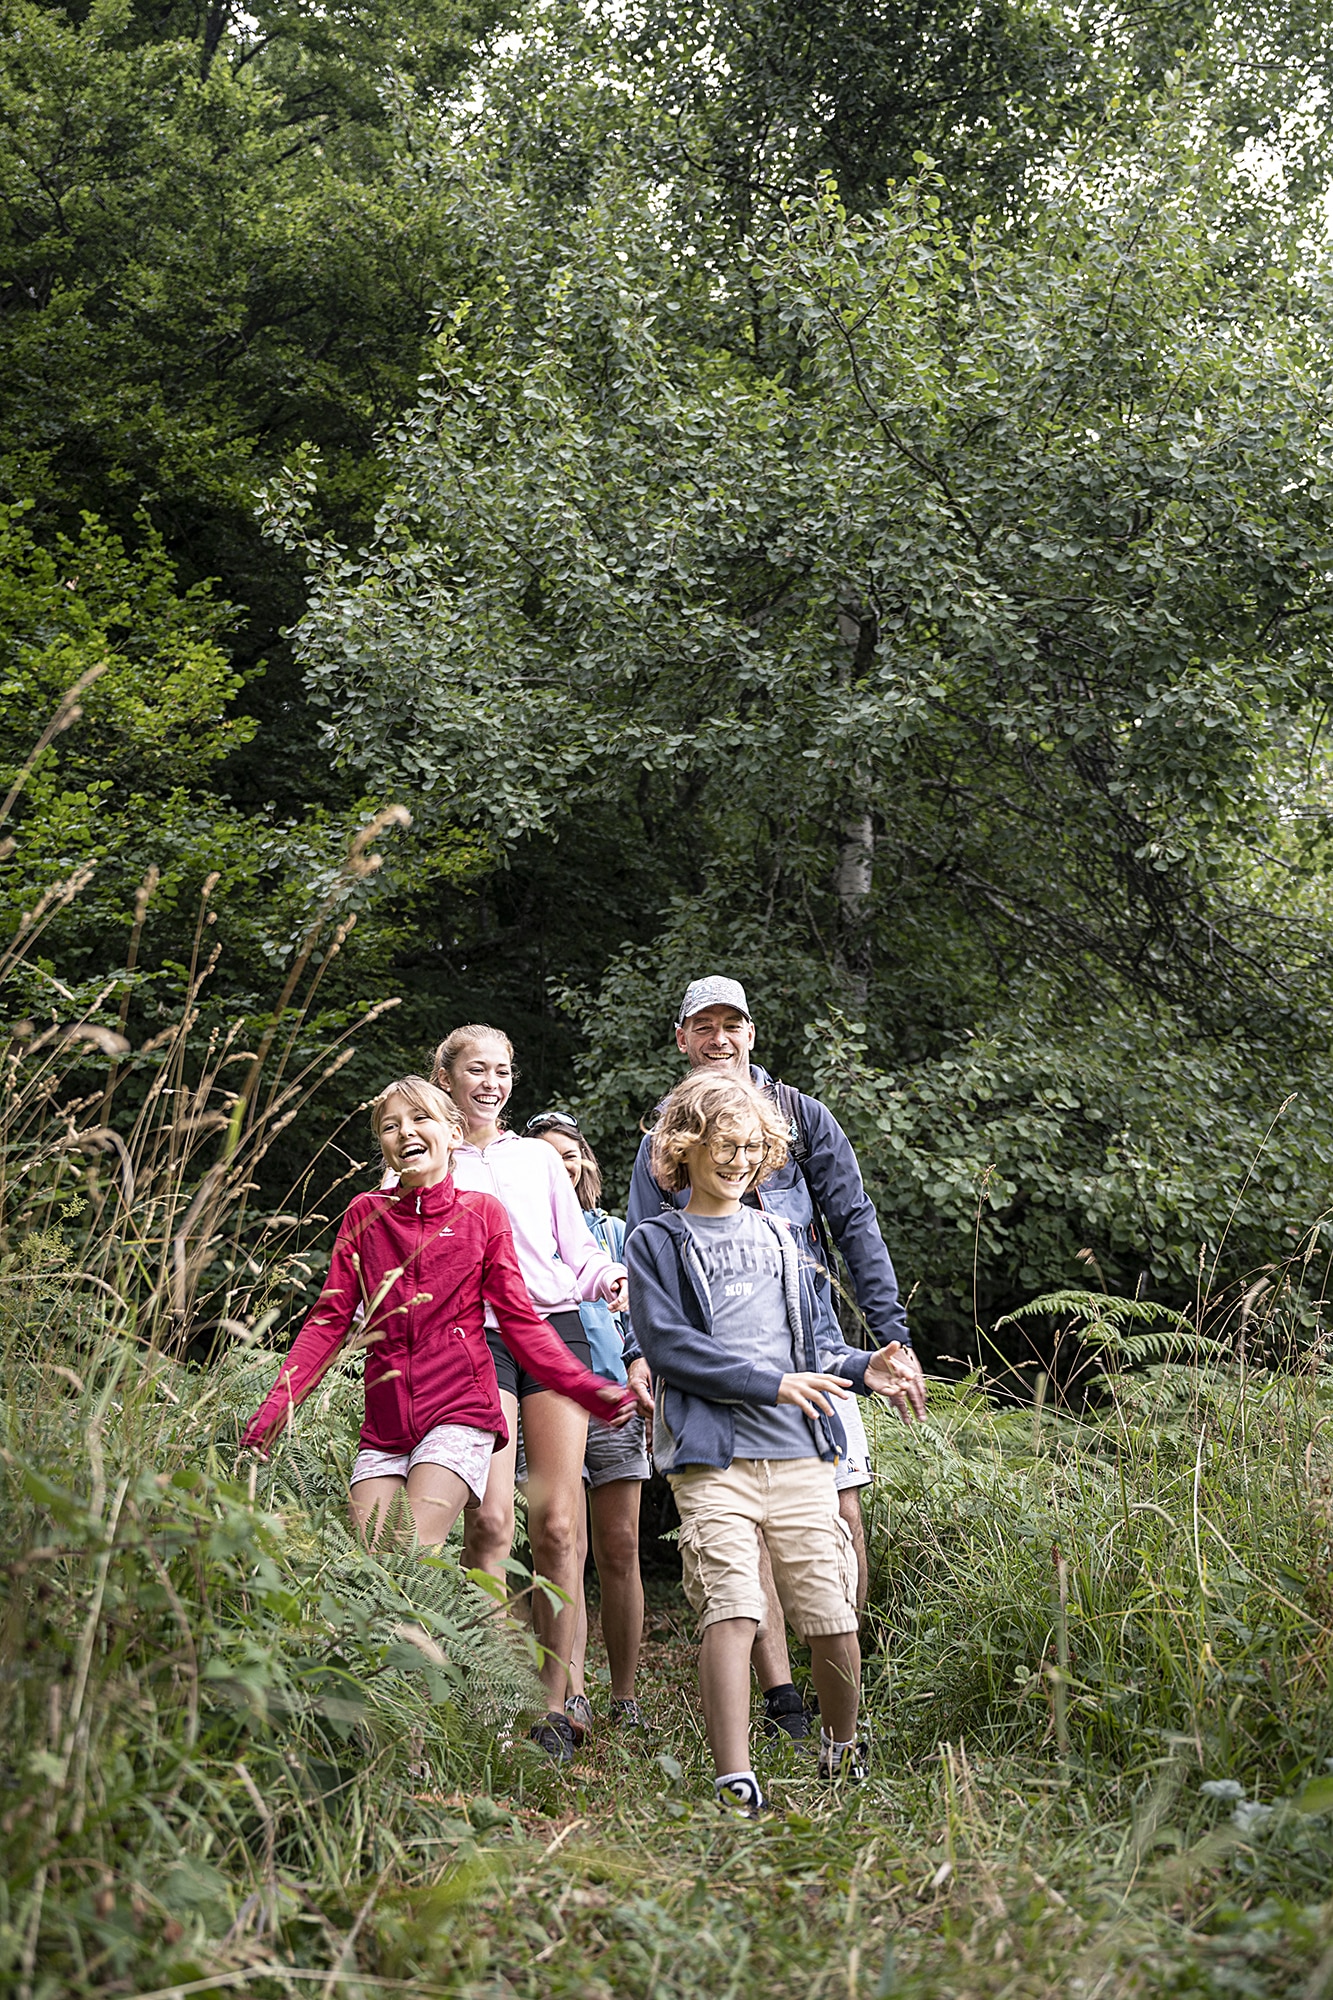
[446,1129,618,1316]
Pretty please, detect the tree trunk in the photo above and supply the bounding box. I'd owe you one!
[833,605,878,1009]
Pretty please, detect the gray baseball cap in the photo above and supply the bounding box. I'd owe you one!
[676,977,752,1025]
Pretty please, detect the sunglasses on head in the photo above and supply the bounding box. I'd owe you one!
[525,1111,581,1136]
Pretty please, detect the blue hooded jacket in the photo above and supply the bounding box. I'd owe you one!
[580,1207,628,1383]
[625,1206,873,1472]
[623,1062,910,1365]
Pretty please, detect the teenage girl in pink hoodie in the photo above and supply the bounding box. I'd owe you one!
[428,1025,652,1761]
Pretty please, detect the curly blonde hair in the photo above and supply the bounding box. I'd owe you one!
[649,1072,789,1195]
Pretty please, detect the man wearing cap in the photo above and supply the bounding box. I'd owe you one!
[623,976,926,1745]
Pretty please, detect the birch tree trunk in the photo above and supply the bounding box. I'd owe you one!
[833,606,878,1008]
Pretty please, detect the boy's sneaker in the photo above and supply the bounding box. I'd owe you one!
[609,1697,647,1732]
[760,1682,812,1745]
[714,1771,766,1819]
[529,1712,577,1763]
[564,1693,594,1744]
[817,1732,869,1783]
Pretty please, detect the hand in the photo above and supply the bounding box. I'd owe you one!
[864,1341,927,1422]
[776,1371,852,1420]
[603,1264,629,1312]
[597,1382,636,1430]
[626,1356,654,1449]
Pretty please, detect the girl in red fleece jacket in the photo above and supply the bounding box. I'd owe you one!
[240,1076,633,1552]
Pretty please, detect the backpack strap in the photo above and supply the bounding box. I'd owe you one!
[770,1078,808,1162]
[770,1076,878,1353]
[769,1077,836,1275]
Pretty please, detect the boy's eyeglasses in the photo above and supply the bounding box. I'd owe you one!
[708,1140,770,1165]
[526,1111,580,1136]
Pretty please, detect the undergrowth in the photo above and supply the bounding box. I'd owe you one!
[1,776,1332,1996]
[5,1305,1333,1999]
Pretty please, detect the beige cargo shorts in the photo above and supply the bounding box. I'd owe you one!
[668,1455,858,1639]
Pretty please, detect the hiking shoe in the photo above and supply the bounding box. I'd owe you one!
[529,1712,577,1762]
[761,1684,813,1745]
[714,1772,767,1819]
[609,1697,647,1732]
[564,1693,594,1744]
[817,1734,869,1783]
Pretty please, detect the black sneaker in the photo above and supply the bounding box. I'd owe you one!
[761,1685,812,1744]
[564,1693,594,1744]
[609,1697,647,1731]
[817,1735,869,1783]
[529,1712,577,1762]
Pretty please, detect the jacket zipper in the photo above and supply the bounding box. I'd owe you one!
[408,1188,424,1429]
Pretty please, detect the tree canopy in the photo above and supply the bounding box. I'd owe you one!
[8,0,1333,1350]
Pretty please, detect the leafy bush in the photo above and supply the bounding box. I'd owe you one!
[0,1307,539,1996]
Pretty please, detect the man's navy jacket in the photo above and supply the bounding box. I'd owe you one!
[623,1062,910,1364]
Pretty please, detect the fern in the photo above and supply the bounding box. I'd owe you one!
[995,1287,1220,1365]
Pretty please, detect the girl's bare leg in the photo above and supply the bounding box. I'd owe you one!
[519,1390,590,1714]
[350,1474,407,1547]
[404,1462,472,1550]
[461,1389,519,1582]
[588,1478,644,1700]
[352,1468,471,1550]
[568,1499,591,1698]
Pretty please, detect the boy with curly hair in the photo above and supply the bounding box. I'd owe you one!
[624,1070,918,1816]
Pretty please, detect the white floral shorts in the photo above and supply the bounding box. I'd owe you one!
[350,1423,495,1504]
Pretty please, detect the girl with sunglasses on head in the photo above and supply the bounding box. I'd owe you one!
[528,1112,649,1735]
[422,1028,652,1762]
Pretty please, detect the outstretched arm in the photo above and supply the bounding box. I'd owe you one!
[864,1343,928,1421]
[484,1212,633,1425]
[239,1215,367,1452]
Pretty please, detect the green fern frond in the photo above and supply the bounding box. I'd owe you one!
[994,1287,1219,1361]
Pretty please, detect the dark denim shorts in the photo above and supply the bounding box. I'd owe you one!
[487,1308,592,1402]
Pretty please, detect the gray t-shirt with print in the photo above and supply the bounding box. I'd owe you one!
[684,1207,814,1460]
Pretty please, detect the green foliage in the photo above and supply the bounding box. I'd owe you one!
[7,1294,1333,1994]
[273,91,1333,1045]
[0,1318,538,1994]
[0,0,511,537]
[865,1366,1333,1821]
[0,503,258,965]
[807,1010,1333,1349]
[996,1288,1209,1367]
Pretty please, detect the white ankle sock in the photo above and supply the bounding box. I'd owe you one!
[821,1729,857,1755]
[715,1769,762,1802]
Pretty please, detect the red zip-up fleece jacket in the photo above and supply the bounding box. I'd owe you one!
[240,1175,630,1454]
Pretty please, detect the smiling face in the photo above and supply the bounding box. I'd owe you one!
[441,1035,513,1138]
[681,1110,768,1216]
[538,1126,584,1191]
[675,1005,755,1079]
[376,1091,461,1188]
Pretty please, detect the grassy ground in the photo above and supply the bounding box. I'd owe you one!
[6,1309,1333,2000]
